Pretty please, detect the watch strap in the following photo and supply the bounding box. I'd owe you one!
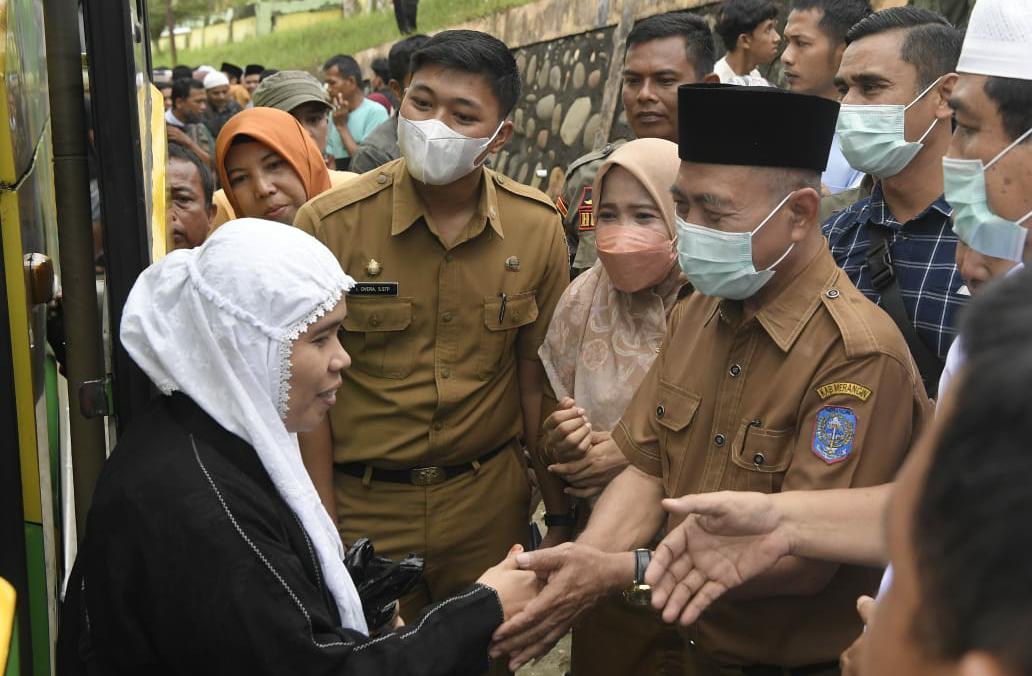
[633,549,652,585]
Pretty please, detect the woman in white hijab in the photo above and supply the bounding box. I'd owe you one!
[57,219,536,675]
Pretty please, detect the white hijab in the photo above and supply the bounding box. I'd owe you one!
[121,219,368,634]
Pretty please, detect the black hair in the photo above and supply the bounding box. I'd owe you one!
[322,54,362,84]
[789,0,873,46]
[845,7,961,90]
[984,77,1032,143]
[626,12,716,79]
[171,78,204,106]
[172,65,194,81]
[259,69,279,82]
[913,267,1032,673]
[388,34,430,85]
[371,57,390,83]
[168,141,214,209]
[716,0,779,53]
[409,30,521,118]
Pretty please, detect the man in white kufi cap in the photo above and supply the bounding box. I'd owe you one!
[202,69,242,138]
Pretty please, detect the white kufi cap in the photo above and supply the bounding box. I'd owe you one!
[203,70,230,89]
[957,0,1032,80]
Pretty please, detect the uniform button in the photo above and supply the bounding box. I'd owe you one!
[369,314,381,328]
[753,452,766,466]
[441,368,451,379]
[713,434,726,447]
[826,288,840,299]
[512,310,520,321]
[432,420,444,431]
[445,253,454,263]
[377,173,388,185]
[729,364,742,377]
[442,312,453,323]
[656,405,665,418]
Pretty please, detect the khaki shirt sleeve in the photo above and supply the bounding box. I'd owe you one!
[782,354,930,492]
[516,215,570,361]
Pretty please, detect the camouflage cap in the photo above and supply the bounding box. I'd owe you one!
[252,70,331,113]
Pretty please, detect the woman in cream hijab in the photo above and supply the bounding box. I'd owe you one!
[534,138,684,675]
[58,219,537,675]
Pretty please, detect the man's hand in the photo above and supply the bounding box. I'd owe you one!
[645,492,791,625]
[840,596,875,676]
[541,398,592,464]
[549,433,626,498]
[490,543,630,671]
[476,545,542,622]
[332,93,350,127]
[166,125,192,148]
[538,524,572,550]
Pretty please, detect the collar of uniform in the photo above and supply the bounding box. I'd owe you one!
[753,246,840,353]
[389,160,504,238]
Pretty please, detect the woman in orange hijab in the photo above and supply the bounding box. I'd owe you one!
[212,107,331,226]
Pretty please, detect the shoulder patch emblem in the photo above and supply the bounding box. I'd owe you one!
[577,186,595,232]
[816,382,872,402]
[812,406,857,464]
[555,194,569,219]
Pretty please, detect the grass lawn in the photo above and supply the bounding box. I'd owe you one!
[158,0,539,71]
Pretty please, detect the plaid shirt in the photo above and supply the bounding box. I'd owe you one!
[821,184,967,363]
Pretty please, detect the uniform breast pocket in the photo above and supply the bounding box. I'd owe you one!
[730,419,793,493]
[477,291,539,380]
[342,297,415,379]
[655,380,701,495]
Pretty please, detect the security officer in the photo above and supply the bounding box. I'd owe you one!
[490,84,933,675]
[559,12,718,276]
[294,30,568,674]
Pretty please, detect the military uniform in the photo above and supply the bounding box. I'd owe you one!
[294,158,569,640]
[557,140,626,275]
[613,246,933,673]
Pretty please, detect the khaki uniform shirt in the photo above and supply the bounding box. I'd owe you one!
[557,140,626,275]
[613,246,932,667]
[295,158,569,467]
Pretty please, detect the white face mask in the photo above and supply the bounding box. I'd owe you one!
[397,114,503,185]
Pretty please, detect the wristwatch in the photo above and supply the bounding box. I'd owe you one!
[623,548,652,607]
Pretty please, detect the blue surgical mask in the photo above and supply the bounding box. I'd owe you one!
[675,193,795,300]
[943,126,1032,263]
[837,77,942,178]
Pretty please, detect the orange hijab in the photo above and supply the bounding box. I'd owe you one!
[215,107,331,217]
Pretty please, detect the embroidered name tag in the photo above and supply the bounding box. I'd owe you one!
[812,406,857,464]
[350,282,399,296]
[816,382,872,402]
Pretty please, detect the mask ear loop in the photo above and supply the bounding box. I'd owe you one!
[474,120,507,168]
[905,76,945,145]
[985,126,1032,170]
[751,191,797,272]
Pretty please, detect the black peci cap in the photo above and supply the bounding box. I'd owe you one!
[677,84,840,171]
[244,64,265,76]
[221,62,243,80]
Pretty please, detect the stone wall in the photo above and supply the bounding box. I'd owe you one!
[495,29,614,195]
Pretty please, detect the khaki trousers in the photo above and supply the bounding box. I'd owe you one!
[571,593,687,675]
[335,444,530,675]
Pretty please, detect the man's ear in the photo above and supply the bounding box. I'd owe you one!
[486,119,514,155]
[935,73,959,121]
[788,187,821,242]
[737,32,751,53]
[388,79,403,102]
[206,202,217,228]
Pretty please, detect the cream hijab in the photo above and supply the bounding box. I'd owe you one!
[539,138,684,431]
[120,219,367,633]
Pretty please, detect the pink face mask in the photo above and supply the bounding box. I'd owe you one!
[595,225,676,293]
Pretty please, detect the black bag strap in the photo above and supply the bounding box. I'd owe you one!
[865,225,944,393]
